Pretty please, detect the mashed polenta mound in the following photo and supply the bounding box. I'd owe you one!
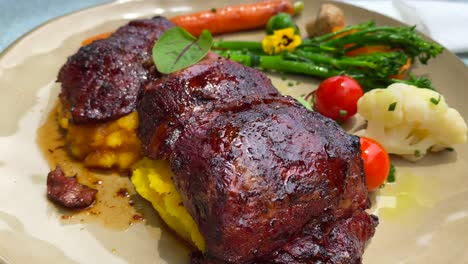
[57,102,142,169]
[132,158,205,251]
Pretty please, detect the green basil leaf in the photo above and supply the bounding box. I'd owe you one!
[153,27,213,74]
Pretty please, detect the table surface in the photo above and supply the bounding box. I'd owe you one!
[1,0,467,64]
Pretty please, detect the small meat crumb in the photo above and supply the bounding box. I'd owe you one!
[132,214,144,221]
[47,166,97,209]
[116,187,129,197]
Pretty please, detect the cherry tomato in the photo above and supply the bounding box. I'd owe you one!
[360,137,390,192]
[312,75,363,122]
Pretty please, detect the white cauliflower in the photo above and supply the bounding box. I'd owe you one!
[356,83,467,161]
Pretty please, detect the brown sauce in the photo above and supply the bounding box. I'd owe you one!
[37,104,144,230]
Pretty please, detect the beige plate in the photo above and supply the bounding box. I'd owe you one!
[1,1,468,263]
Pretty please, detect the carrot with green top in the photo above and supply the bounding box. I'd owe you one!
[170,0,303,36]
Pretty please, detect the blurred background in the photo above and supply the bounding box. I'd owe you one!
[0,0,467,63]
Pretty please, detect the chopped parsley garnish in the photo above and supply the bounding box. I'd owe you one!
[446,147,455,152]
[414,150,421,157]
[387,164,396,183]
[430,95,441,105]
[339,109,347,117]
[388,102,397,111]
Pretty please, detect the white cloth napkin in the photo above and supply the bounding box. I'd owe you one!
[339,0,468,53]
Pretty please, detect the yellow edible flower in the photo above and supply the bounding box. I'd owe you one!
[262,28,302,55]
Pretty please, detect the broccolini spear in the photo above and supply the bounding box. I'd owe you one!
[303,21,443,64]
[213,21,444,91]
[214,49,421,90]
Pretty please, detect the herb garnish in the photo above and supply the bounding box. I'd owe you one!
[388,102,397,111]
[339,109,347,117]
[153,27,213,74]
[430,95,441,105]
[387,164,396,183]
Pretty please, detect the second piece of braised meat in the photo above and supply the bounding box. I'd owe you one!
[167,96,373,263]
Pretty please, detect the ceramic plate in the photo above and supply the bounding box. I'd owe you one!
[1,1,467,263]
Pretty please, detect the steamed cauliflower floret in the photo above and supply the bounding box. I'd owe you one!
[357,83,467,161]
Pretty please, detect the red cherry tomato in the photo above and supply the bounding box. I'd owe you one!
[312,76,363,122]
[360,137,390,192]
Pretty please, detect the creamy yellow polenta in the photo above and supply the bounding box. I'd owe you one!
[131,158,205,251]
[57,102,141,169]
[57,101,204,249]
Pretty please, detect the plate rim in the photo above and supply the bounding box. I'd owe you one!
[0,1,467,264]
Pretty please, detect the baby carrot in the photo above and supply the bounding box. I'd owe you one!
[170,0,297,36]
[81,32,112,46]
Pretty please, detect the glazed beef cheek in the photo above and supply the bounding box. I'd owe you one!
[138,56,278,159]
[261,211,378,264]
[57,16,175,124]
[170,98,367,263]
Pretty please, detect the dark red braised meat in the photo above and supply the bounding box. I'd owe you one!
[192,212,378,264]
[55,15,378,264]
[261,212,377,264]
[169,97,371,263]
[132,16,377,262]
[47,166,97,209]
[138,53,278,159]
[57,16,174,124]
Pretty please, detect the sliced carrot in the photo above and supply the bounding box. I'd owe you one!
[345,45,413,79]
[81,32,113,46]
[345,45,392,56]
[331,26,345,33]
[170,0,295,36]
[390,58,412,79]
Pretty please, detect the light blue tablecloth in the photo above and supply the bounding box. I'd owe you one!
[1,0,467,64]
[0,0,111,51]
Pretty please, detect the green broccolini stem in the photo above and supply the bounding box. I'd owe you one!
[214,50,343,77]
[213,41,263,50]
[294,50,378,69]
[212,20,443,91]
[307,21,376,43]
[259,56,343,77]
[215,50,431,90]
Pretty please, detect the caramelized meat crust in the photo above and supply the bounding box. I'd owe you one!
[192,212,378,264]
[170,97,369,263]
[137,54,278,159]
[57,16,174,124]
[261,212,378,264]
[47,166,97,209]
